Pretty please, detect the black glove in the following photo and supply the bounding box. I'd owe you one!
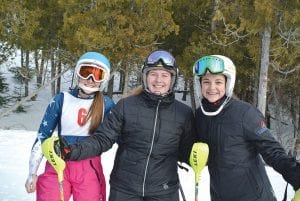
[291,162,300,190]
[53,136,71,161]
[281,159,300,191]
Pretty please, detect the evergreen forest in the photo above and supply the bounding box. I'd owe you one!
[0,0,299,156]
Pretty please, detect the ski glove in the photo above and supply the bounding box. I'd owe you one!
[281,160,300,191]
[55,137,71,161]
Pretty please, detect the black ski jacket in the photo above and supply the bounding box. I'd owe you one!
[196,98,300,201]
[70,91,195,197]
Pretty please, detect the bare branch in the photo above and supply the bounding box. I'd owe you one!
[0,66,72,119]
[278,15,300,47]
[270,62,300,77]
[208,16,250,47]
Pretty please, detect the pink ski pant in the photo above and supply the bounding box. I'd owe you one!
[37,156,106,201]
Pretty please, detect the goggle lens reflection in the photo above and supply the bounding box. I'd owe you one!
[78,65,106,82]
[146,51,176,67]
[193,56,225,76]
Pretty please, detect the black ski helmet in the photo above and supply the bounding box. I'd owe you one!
[141,50,178,94]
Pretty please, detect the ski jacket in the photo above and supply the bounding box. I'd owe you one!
[69,91,196,197]
[195,98,300,201]
[28,88,115,175]
[38,88,114,143]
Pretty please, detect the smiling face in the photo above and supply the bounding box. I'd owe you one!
[201,72,226,103]
[146,69,172,96]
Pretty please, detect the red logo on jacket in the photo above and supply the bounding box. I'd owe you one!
[259,120,266,128]
[78,108,88,126]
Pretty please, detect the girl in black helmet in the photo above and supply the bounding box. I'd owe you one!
[193,55,300,201]
[60,49,196,201]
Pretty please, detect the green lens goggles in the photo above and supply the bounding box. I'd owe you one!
[193,55,225,76]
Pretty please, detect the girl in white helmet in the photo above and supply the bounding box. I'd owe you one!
[25,52,115,201]
[193,55,300,201]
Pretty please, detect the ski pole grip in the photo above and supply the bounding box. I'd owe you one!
[41,135,66,177]
[189,142,209,182]
[294,189,300,201]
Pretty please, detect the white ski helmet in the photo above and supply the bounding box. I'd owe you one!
[74,52,111,92]
[193,55,236,116]
[141,50,178,94]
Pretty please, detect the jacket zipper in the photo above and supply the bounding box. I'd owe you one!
[142,99,161,196]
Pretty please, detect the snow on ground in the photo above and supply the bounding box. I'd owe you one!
[0,129,295,201]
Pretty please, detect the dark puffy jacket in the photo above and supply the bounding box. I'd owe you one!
[70,91,195,196]
[196,98,300,201]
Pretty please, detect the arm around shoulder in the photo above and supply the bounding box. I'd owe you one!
[69,99,124,160]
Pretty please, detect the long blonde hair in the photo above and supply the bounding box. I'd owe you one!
[124,85,143,98]
[85,91,104,134]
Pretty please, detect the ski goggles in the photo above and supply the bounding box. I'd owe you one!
[77,64,106,82]
[193,56,225,76]
[146,50,176,67]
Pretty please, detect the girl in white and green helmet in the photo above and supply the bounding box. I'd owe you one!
[193,55,300,201]
[193,55,236,116]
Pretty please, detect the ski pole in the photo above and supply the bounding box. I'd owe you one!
[189,142,209,201]
[179,181,186,201]
[42,135,66,201]
[281,182,288,201]
[177,163,188,201]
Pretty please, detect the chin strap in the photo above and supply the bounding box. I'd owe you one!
[200,96,231,116]
[78,83,100,93]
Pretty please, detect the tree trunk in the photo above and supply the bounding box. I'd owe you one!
[119,70,124,92]
[211,0,217,32]
[253,70,259,106]
[51,50,56,96]
[24,50,30,97]
[35,50,45,89]
[190,78,196,114]
[257,26,271,116]
[292,95,300,161]
[182,77,188,101]
[107,74,114,98]
[273,86,283,144]
[123,70,130,96]
[33,50,44,100]
[56,56,61,94]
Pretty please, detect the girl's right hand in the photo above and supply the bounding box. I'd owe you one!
[25,174,37,193]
